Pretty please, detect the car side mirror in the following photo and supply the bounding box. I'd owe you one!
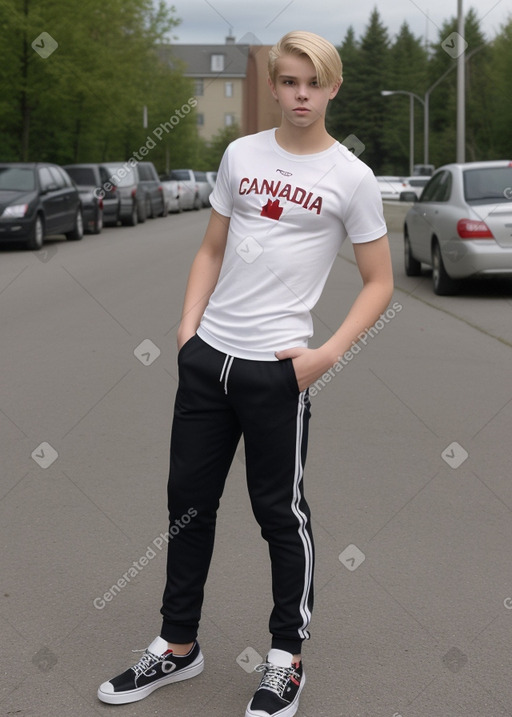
[400,191,418,203]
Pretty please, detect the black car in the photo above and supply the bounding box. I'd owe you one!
[0,162,83,250]
[64,163,120,232]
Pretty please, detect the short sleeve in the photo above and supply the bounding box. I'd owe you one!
[344,169,387,244]
[209,143,234,218]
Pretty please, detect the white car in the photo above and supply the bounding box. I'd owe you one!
[169,169,201,211]
[376,176,410,201]
[160,176,180,213]
[404,160,512,294]
[402,176,430,199]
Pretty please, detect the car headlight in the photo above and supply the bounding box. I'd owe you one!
[2,203,29,218]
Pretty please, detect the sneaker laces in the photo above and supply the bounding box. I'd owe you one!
[254,662,298,698]
[130,649,161,679]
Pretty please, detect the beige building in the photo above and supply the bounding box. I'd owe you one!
[162,37,281,141]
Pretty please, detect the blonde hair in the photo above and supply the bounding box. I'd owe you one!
[268,31,343,88]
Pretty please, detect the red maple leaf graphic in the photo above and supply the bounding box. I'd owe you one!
[260,199,283,220]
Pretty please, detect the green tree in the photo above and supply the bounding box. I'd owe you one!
[486,17,512,158]
[381,22,429,174]
[328,9,391,173]
[0,0,198,164]
[326,26,361,145]
[196,123,241,171]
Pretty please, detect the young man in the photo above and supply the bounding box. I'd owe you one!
[98,30,393,717]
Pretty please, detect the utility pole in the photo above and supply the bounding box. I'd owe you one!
[456,0,465,163]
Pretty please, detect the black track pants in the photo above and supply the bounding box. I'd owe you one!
[160,334,313,655]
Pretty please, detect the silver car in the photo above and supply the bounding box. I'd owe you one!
[404,161,512,294]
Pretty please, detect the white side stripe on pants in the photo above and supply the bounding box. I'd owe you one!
[290,390,313,639]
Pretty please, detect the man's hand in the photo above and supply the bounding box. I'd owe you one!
[275,346,333,392]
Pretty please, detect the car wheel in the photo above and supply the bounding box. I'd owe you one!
[93,208,103,234]
[123,202,138,227]
[146,195,154,219]
[138,200,147,223]
[193,193,201,211]
[404,229,421,276]
[432,241,457,295]
[66,208,84,241]
[27,214,44,250]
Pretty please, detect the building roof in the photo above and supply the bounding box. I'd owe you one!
[160,43,251,78]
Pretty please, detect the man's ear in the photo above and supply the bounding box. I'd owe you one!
[329,79,343,101]
[268,76,279,101]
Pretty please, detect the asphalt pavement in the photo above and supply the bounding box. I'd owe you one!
[1,204,511,717]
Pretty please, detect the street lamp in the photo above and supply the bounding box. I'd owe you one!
[382,44,482,171]
[381,90,424,176]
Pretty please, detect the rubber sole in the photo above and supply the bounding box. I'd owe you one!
[97,652,204,705]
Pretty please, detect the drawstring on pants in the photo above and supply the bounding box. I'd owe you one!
[219,354,234,394]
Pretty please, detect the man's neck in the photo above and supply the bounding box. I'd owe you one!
[275,121,336,155]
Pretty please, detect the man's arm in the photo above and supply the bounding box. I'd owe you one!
[275,234,394,391]
[177,209,230,350]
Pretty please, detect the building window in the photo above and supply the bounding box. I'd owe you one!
[225,113,235,127]
[194,79,204,96]
[211,54,225,72]
[197,113,204,126]
[225,82,233,98]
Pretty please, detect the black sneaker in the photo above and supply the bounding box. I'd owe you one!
[245,649,305,717]
[97,636,204,705]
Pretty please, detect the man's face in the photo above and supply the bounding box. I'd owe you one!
[268,53,340,129]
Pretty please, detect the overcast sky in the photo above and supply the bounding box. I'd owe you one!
[167,0,510,46]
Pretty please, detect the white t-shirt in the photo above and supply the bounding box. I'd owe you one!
[197,129,387,360]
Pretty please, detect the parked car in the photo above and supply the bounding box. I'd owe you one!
[192,170,212,207]
[64,163,120,231]
[404,160,512,295]
[413,163,435,177]
[137,161,167,217]
[159,175,180,213]
[0,162,83,249]
[206,171,217,192]
[169,169,202,210]
[100,162,146,226]
[400,176,430,200]
[376,176,410,201]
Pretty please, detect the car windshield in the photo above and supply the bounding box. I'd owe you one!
[171,170,190,181]
[464,167,512,204]
[104,165,136,187]
[0,167,36,191]
[66,167,96,185]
